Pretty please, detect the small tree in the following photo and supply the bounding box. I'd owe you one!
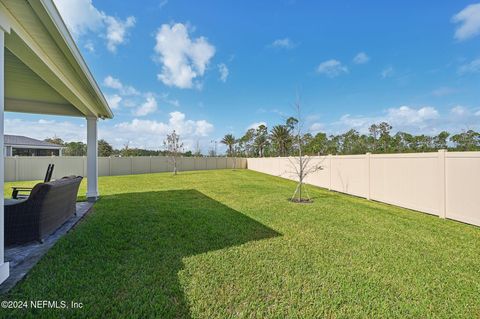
[286,97,323,203]
[98,139,113,157]
[63,141,87,156]
[44,136,65,146]
[254,125,269,157]
[164,130,184,175]
[194,140,202,156]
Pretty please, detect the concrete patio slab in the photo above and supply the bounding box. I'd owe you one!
[0,202,94,294]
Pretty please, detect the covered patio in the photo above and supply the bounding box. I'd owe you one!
[0,0,112,285]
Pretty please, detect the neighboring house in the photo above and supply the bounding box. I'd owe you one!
[4,135,63,156]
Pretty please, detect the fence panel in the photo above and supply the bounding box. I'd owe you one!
[445,152,480,225]
[50,157,85,179]
[4,157,16,182]
[246,152,480,227]
[132,157,151,175]
[330,155,368,198]
[150,157,169,173]
[180,157,195,171]
[5,156,239,182]
[98,157,110,176]
[194,157,207,170]
[110,157,131,176]
[303,156,330,189]
[206,158,217,170]
[370,153,439,215]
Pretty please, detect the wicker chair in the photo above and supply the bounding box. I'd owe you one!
[5,176,83,245]
[12,164,55,199]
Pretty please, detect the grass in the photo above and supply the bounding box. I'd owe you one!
[2,169,480,318]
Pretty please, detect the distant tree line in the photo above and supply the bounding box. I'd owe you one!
[220,120,480,157]
[43,137,196,157]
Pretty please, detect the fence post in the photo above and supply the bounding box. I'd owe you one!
[328,154,332,191]
[14,156,18,181]
[109,156,112,176]
[82,156,86,177]
[438,149,447,218]
[366,152,371,200]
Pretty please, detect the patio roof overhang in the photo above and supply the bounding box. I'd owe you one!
[0,0,113,285]
[0,0,112,118]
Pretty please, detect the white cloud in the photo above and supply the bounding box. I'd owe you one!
[104,16,136,52]
[118,112,213,137]
[159,0,168,9]
[305,103,480,138]
[103,75,122,90]
[334,106,439,131]
[353,52,370,64]
[115,111,214,150]
[53,0,135,52]
[4,111,214,152]
[103,76,140,95]
[271,38,295,49]
[246,121,267,131]
[5,118,86,142]
[103,75,181,114]
[218,63,229,82]
[53,0,104,37]
[452,3,480,41]
[154,23,216,89]
[316,59,348,77]
[451,105,469,116]
[431,87,458,97]
[386,106,439,125]
[381,66,394,78]
[106,94,122,109]
[134,96,158,116]
[195,120,214,136]
[159,93,180,107]
[458,58,480,74]
[309,123,324,132]
[84,41,95,53]
[323,105,480,136]
[335,114,373,131]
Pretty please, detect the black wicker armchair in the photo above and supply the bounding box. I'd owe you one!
[5,176,83,245]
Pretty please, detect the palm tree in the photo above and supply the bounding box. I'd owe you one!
[270,125,291,156]
[254,125,269,157]
[221,134,236,156]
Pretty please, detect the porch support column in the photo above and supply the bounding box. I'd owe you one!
[0,28,9,284]
[86,116,99,201]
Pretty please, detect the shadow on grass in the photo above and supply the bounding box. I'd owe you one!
[6,190,280,318]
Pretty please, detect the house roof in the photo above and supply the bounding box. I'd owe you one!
[4,134,63,148]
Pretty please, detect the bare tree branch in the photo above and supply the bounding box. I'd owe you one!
[164,130,184,175]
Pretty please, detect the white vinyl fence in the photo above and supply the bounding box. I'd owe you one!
[247,151,480,227]
[5,152,479,227]
[4,156,247,182]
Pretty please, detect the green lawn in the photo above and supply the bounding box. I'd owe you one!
[2,170,480,318]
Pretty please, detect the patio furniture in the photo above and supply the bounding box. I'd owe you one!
[11,164,55,199]
[5,176,83,246]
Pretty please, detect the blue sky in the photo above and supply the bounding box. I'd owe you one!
[5,0,480,152]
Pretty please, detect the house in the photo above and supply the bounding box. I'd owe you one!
[0,0,113,285]
[4,134,63,156]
